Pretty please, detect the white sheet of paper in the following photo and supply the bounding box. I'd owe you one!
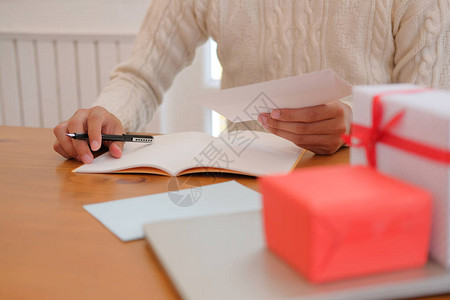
[83,181,261,242]
[192,69,352,122]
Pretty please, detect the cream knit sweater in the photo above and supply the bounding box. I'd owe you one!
[95,0,450,132]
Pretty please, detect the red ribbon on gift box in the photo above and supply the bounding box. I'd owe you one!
[343,89,450,168]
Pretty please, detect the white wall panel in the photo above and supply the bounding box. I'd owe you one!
[0,0,219,133]
[77,41,98,108]
[118,41,134,62]
[17,40,41,127]
[36,40,60,128]
[162,43,214,134]
[0,34,139,128]
[0,62,3,125]
[56,41,79,121]
[0,1,149,35]
[0,32,217,134]
[97,41,119,90]
[0,40,22,126]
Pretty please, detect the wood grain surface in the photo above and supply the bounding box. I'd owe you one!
[0,126,448,300]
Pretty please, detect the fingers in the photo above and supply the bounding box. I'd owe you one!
[102,123,125,159]
[109,142,123,159]
[257,100,351,155]
[53,106,125,162]
[260,114,346,135]
[265,127,343,154]
[101,111,125,158]
[53,120,79,159]
[67,109,93,164]
[269,101,346,122]
[87,109,104,151]
[53,140,71,159]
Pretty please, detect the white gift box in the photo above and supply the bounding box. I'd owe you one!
[349,84,450,268]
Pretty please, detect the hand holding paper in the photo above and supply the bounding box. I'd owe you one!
[192,69,351,122]
[259,100,352,154]
[193,69,352,154]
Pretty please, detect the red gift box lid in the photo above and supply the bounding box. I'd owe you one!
[260,165,432,283]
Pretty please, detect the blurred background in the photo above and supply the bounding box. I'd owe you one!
[0,0,223,135]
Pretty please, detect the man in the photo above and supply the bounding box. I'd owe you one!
[54,0,450,163]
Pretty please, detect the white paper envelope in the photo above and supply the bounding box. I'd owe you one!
[192,69,352,122]
[83,181,261,242]
[350,84,450,268]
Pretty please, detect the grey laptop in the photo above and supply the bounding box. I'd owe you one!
[144,211,450,300]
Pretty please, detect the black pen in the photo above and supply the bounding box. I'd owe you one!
[66,133,154,143]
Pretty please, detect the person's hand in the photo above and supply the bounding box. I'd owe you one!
[53,106,125,163]
[258,100,352,155]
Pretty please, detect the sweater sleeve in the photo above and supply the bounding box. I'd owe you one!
[93,0,210,132]
[392,0,450,90]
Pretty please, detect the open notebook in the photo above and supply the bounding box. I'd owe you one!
[74,131,305,177]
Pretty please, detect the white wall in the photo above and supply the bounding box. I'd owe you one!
[0,0,217,134]
[0,0,149,34]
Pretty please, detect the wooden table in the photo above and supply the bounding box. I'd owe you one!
[0,126,448,300]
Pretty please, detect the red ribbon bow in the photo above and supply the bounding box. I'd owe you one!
[343,89,450,168]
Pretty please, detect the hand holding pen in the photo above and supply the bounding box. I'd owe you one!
[53,106,127,164]
[66,133,153,143]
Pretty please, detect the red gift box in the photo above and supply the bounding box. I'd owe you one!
[259,165,432,283]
